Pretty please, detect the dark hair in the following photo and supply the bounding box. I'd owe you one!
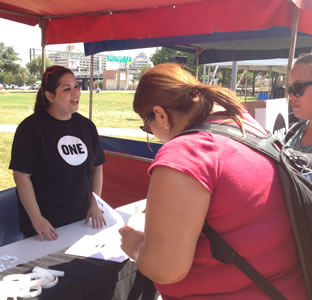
[34,65,74,112]
[295,53,312,65]
[133,63,245,131]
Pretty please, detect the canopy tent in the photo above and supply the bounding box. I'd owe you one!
[208,59,290,73]
[84,27,312,64]
[206,59,290,101]
[1,0,312,104]
[1,0,312,82]
[0,0,311,47]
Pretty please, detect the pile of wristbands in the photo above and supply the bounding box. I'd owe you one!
[0,266,64,298]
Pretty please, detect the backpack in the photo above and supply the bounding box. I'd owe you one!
[177,122,312,300]
[284,119,306,144]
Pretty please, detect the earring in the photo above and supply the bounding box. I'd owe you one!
[165,125,169,130]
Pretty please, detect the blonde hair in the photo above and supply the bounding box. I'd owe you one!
[133,63,245,131]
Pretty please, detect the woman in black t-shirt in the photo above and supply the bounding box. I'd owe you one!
[9,65,106,240]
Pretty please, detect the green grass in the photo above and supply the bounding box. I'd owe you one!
[0,132,14,190]
[237,95,257,101]
[0,93,35,124]
[0,91,142,128]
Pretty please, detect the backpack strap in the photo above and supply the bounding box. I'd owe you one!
[176,122,282,162]
[202,222,287,300]
[284,120,306,144]
[176,122,287,300]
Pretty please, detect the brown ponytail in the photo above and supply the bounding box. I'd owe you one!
[133,63,245,130]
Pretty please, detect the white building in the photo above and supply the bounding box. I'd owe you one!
[131,52,153,69]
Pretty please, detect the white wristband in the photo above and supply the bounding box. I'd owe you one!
[42,275,58,289]
[33,266,65,277]
[24,285,42,298]
[3,273,30,282]
[28,272,47,287]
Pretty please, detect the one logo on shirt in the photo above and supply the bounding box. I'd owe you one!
[57,136,88,166]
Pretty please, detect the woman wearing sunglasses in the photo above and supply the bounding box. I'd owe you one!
[119,63,307,299]
[285,53,312,152]
[9,65,106,241]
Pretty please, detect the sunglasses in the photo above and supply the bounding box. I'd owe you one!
[287,81,312,97]
[140,113,155,151]
[140,113,154,134]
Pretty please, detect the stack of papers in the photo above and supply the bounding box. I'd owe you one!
[65,193,145,263]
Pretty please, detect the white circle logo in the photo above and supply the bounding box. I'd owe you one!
[57,136,88,166]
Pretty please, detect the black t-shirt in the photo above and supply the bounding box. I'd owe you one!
[9,110,105,236]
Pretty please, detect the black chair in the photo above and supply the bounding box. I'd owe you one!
[0,187,23,246]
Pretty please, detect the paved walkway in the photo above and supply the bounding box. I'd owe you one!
[0,124,146,137]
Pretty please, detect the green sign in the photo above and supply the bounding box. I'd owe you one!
[107,55,132,64]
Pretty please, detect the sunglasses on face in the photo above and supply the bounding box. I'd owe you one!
[287,81,312,97]
[140,113,154,134]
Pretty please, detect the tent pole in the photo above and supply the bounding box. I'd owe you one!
[269,66,272,97]
[195,49,200,80]
[245,67,249,103]
[39,19,47,74]
[207,65,211,85]
[231,61,238,93]
[89,55,94,120]
[285,5,300,97]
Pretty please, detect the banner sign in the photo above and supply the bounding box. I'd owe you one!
[107,55,132,64]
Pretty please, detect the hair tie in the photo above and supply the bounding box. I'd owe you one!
[189,87,201,98]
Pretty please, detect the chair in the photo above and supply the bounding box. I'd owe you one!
[0,187,23,246]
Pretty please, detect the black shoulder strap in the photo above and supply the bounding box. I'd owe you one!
[177,123,287,300]
[284,120,306,143]
[202,222,287,300]
[176,122,282,162]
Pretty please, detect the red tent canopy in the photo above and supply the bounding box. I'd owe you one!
[0,0,311,45]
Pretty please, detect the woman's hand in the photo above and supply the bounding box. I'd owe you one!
[85,201,106,229]
[13,171,58,241]
[119,225,144,260]
[31,215,58,241]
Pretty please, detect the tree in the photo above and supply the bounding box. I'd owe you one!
[0,42,21,84]
[138,64,151,80]
[15,65,29,86]
[26,56,53,79]
[150,47,203,78]
[26,75,38,86]
[0,42,20,74]
[2,72,15,85]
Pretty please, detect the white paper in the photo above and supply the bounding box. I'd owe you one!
[65,225,128,262]
[65,194,128,262]
[127,212,145,232]
[65,195,147,262]
[92,192,124,227]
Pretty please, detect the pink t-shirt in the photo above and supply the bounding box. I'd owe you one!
[148,116,307,299]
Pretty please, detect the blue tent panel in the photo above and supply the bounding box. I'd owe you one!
[84,26,312,63]
[100,135,162,159]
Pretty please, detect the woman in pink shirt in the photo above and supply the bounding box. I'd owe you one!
[119,63,307,299]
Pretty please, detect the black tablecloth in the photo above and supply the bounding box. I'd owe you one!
[0,248,159,300]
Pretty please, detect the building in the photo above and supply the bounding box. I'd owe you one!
[29,47,153,90]
[130,52,153,69]
[29,46,107,72]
